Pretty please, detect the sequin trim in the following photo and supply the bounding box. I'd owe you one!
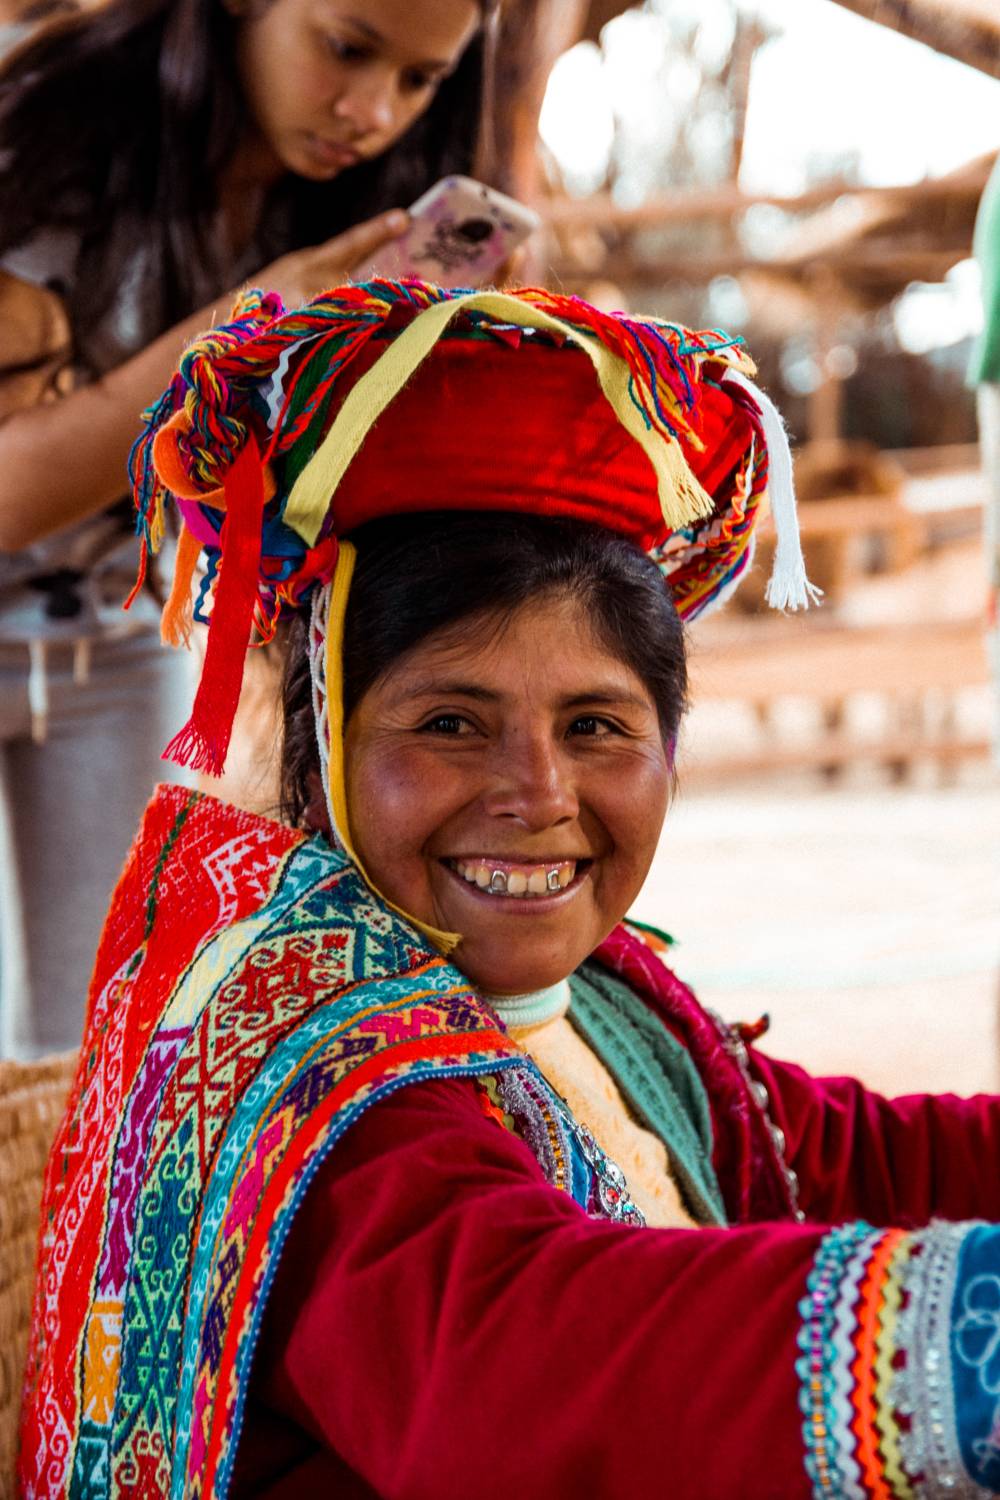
[710,1009,804,1222]
[896,1224,995,1497]
[490,1063,646,1227]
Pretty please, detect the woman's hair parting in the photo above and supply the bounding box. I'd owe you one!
[280,512,688,828]
[0,0,498,369]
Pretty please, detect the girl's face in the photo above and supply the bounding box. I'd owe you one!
[344,594,672,996]
[234,0,481,182]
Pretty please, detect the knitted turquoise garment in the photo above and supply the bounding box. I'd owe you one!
[970,153,1000,386]
[568,960,727,1226]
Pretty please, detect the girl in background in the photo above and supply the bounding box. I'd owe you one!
[0,0,495,1054]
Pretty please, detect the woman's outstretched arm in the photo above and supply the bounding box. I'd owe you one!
[752,1048,1000,1228]
[244,1072,1000,1500]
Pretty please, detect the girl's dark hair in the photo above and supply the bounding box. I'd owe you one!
[280,512,688,828]
[0,0,496,368]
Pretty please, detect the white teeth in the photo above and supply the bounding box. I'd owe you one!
[451,859,579,898]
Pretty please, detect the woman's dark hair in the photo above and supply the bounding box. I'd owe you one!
[0,0,496,368]
[280,512,688,828]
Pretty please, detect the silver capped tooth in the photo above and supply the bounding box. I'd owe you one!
[489,869,508,894]
[547,869,561,891]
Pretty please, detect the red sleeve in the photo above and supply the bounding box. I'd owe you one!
[752,1049,1000,1227]
[250,1075,827,1499]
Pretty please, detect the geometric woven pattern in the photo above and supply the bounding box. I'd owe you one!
[18,787,526,1500]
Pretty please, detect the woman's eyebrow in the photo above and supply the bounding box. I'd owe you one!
[561,690,652,711]
[398,680,500,703]
[340,15,453,71]
[396,681,651,709]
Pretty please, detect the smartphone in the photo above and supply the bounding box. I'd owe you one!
[364,175,541,288]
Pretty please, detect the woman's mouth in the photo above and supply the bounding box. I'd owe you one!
[443,857,588,900]
[301,133,361,170]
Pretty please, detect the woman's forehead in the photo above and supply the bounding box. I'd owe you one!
[374,595,654,706]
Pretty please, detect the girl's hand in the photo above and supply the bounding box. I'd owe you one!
[257,209,409,307]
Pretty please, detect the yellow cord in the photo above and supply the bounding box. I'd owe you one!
[324,543,461,956]
[284,291,716,549]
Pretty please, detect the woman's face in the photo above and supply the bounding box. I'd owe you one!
[345,593,672,995]
[235,0,481,182]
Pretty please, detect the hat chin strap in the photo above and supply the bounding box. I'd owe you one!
[723,369,822,612]
[309,553,462,956]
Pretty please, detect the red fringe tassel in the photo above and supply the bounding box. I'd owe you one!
[161,437,265,776]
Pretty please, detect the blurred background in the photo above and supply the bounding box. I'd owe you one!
[488,0,1000,1095]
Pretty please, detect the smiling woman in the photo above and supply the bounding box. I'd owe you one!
[307,518,681,995]
[17,280,1000,1500]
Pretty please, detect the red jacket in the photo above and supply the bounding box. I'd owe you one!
[234,969,1000,1498]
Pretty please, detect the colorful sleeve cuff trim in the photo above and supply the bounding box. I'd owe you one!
[798,1220,1000,1497]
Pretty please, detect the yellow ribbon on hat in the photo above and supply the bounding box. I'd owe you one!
[323,541,461,955]
[283,290,716,549]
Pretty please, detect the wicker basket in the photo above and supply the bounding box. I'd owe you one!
[0,1053,76,1500]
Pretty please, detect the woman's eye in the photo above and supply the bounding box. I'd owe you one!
[568,716,615,738]
[326,34,369,62]
[402,68,437,93]
[419,714,473,736]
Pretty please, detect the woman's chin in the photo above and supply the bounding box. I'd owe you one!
[451,942,579,999]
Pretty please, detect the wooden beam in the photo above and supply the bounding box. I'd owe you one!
[542,163,992,233]
[549,248,966,288]
[579,0,630,44]
[823,0,1000,80]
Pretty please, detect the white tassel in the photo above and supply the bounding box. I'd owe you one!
[308,584,347,852]
[723,369,822,611]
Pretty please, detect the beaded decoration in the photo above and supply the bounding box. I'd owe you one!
[490,1064,646,1227]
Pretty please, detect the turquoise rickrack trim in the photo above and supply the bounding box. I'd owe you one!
[795,1221,878,1497]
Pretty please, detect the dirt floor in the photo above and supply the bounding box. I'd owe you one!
[632,770,1000,1097]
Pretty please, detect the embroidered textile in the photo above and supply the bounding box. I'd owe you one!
[796,1220,1000,1497]
[20,787,604,1500]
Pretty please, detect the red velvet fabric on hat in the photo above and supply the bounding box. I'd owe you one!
[319,339,754,550]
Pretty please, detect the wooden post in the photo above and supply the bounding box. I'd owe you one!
[484,0,593,201]
[824,0,1000,80]
[807,266,847,446]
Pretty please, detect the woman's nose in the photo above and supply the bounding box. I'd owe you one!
[332,73,398,138]
[482,737,579,831]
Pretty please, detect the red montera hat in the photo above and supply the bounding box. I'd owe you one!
[128,280,816,778]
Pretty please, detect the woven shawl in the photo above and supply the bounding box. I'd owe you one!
[17,785,534,1500]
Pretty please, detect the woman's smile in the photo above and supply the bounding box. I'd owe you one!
[345,592,671,995]
[445,855,584,898]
